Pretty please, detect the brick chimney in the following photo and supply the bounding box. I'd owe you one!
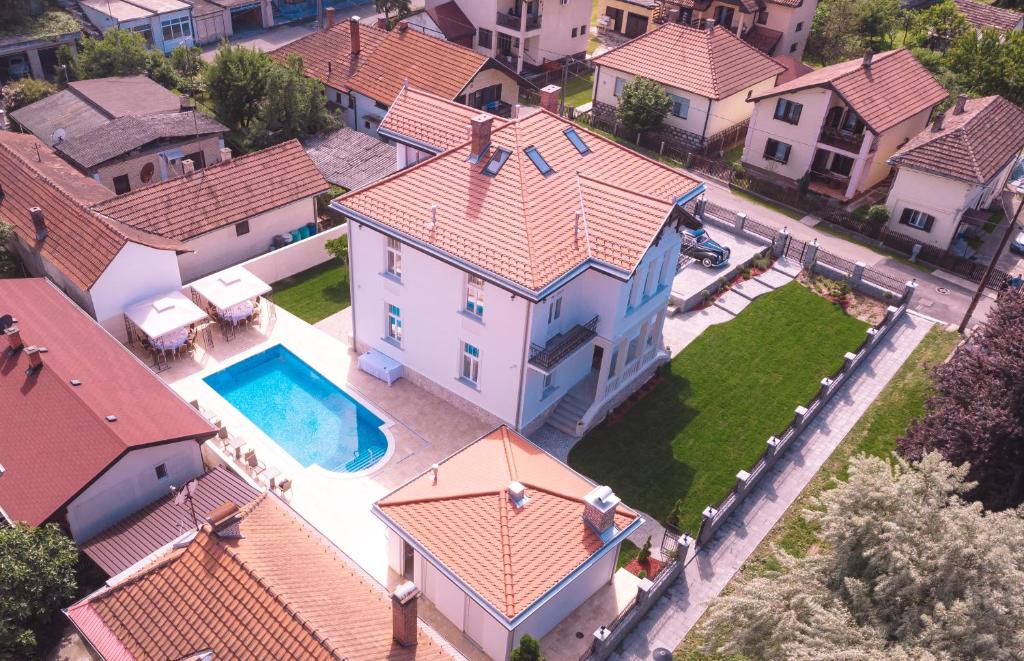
[5,326,23,353]
[862,50,873,70]
[470,113,493,160]
[391,581,420,647]
[206,502,243,539]
[29,207,46,241]
[583,485,621,536]
[932,112,945,132]
[182,158,195,176]
[540,84,561,114]
[24,346,43,373]
[953,94,968,115]
[705,18,715,32]
[325,6,335,28]
[397,19,409,32]
[350,16,361,56]
[220,147,232,163]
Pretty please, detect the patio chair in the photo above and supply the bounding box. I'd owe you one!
[244,449,267,478]
[277,478,292,496]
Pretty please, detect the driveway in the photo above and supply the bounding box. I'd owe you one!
[201,22,318,61]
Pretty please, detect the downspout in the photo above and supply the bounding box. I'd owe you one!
[514,297,533,430]
[347,220,358,352]
[700,96,712,141]
[593,65,602,111]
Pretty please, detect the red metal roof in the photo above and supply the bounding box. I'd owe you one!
[0,279,217,527]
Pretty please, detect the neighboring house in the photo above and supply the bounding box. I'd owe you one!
[424,0,592,73]
[334,101,705,436]
[270,16,525,137]
[0,131,191,339]
[598,0,818,58]
[11,75,227,194]
[374,426,642,660]
[0,7,83,84]
[92,140,329,282]
[187,0,275,45]
[591,23,785,151]
[953,0,1023,33]
[304,126,398,191]
[78,0,197,52]
[0,278,218,542]
[741,49,949,202]
[884,95,1024,251]
[67,495,456,659]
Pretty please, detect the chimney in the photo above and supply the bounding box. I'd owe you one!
[219,147,232,163]
[705,18,715,31]
[24,346,43,374]
[325,6,335,28]
[206,502,243,539]
[182,158,195,176]
[397,19,409,32]
[954,94,968,115]
[179,94,193,112]
[862,50,873,70]
[470,113,494,161]
[391,581,421,648]
[583,485,621,537]
[30,207,46,241]
[350,16,361,56]
[5,326,23,353]
[932,112,945,132]
[377,17,388,29]
[540,84,561,114]
[431,463,439,484]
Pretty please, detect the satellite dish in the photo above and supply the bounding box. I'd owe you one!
[50,127,65,145]
[0,314,12,332]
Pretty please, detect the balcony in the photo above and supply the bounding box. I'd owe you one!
[496,10,542,31]
[529,315,599,371]
[817,126,865,154]
[808,169,851,200]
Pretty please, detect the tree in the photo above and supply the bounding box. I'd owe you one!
[807,0,865,63]
[701,453,1024,658]
[510,634,546,661]
[859,0,903,49]
[0,523,78,657]
[204,43,273,131]
[245,54,336,149]
[908,0,971,49]
[946,28,1024,106]
[898,289,1024,509]
[169,44,206,95]
[375,0,412,28]
[325,234,349,266]
[1,78,56,111]
[615,76,672,134]
[73,29,150,79]
[865,203,889,224]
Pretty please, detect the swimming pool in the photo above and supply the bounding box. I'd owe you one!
[204,345,389,473]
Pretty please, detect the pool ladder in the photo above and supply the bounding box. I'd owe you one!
[344,448,379,473]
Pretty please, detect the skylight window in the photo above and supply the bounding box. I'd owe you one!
[482,148,511,176]
[524,146,553,176]
[564,127,590,154]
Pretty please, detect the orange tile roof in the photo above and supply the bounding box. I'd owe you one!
[889,96,1024,183]
[593,24,784,100]
[953,0,1023,32]
[269,21,389,94]
[337,108,702,294]
[0,131,189,292]
[749,49,949,133]
[67,495,454,660]
[380,86,511,152]
[376,427,639,620]
[92,140,329,241]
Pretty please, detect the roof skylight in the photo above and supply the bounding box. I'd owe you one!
[564,128,590,155]
[524,146,553,176]
[482,148,511,176]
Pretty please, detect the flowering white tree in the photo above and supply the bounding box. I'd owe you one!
[701,453,1024,659]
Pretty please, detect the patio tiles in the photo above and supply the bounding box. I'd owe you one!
[754,267,794,289]
[541,569,642,660]
[662,305,734,357]
[730,278,773,300]
[771,257,803,277]
[712,290,750,316]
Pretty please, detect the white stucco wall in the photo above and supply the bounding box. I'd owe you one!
[860,106,933,191]
[90,242,184,340]
[535,0,591,61]
[742,86,832,180]
[80,7,195,53]
[65,440,203,542]
[237,222,347,285]
[176,198,317,282]
[763,0,817,58]
[458,67,520,107]
[705,77,778,137]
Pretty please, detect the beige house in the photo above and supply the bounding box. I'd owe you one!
[742,49,948,202]
[598,0,818,58]
[591,23,784,151]
[884,95,1024,251]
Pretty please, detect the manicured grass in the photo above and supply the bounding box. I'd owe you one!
[617,539,640,569]
[568,283,869,534]
[271,260,349,324]
[563,72,594,109]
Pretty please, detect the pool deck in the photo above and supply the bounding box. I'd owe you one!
[149,302,494,584]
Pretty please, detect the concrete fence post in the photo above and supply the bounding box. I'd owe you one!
[843,351,858,372]
[767,435,782,456]
[819,377,834,400]
[635,577,655,606]
[884,304,899,325]
[592,625,612,655]
[802,239,819,269]
[735,212,747,234]
[676,533,693,560]
[772,227,789,258]
[736,469,751,493]
[851,261,866,286]
[866,327,879,346]
[901,279,918,306]
[793,405,809,429]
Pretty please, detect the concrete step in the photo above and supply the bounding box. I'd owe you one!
[754,267,794,289]
[772,256,803,277]
[731,278,773,300]
[712,290,750,316]
[546,411,580,436]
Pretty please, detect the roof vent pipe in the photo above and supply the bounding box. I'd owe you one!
[24,346,43,374]
[182,158,195,176]
[5,326,23,353]
[350,16,362,56]
[30,207,46,241]
[325,6,335,28]
[428,204,437,231]
[705,19,715,32]
[431,463,439,484]
[954,94,968,115]
[863,50,873,69]
[932,112,945,132]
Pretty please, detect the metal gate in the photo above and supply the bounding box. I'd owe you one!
[785,235,807,262]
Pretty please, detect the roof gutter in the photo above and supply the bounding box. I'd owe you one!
[376,125,443,155]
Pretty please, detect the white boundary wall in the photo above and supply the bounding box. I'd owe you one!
[235,223,348,285]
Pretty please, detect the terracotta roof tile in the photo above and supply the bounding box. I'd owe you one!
[92,140,329,241]
[954,0,1023,32]
[68,495,455,660]
[269,21,389,93]
[749,49,948,133]
[376,427,639,620]
[381,86,512,152]
[0,279,217,528]
[594,23,784,99]
[338,107,701,293]
[888,96,1024,183]
[742,24,782,54]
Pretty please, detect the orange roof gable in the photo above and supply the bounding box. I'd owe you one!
[376,427,639,620]
[380,86,513,152]
[337,108,702,293]
[269,20,389,93]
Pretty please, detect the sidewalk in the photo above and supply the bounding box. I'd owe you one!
[610,311,934,660]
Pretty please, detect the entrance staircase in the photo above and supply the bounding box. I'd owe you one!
[546,391,590,436]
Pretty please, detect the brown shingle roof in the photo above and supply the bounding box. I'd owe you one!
[269,20,389,93]
[428,0,476,41]
[593,23,785,99]
[742,24,782,54]
[380,86,512,152]
[337,109,702,293]
[304,126,397,190]
[376,427,640,620]
[0,131,188,292]
[66,75,182,118]
[68,495,454,660]
[953,0,1023,32]
[888,96,1024,183]
[92,140,329,241]
[749,49,949,133]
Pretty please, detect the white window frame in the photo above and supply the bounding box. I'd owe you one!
[668,93,689,119]
[461,342,480,385]
[386,303,402,345]
[385,236,402,279]
[161,15,191,41]
[906,209,931,229]
[465,275,485,318]
[614,77,625,98]
[547,296,562,324]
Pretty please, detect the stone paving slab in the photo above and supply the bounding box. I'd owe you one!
[730,278,773,300]
[663,306,735,357]
[772,256,803,277]
[712,290,750,316]
[753,268,794,289]
[610,312,934,660]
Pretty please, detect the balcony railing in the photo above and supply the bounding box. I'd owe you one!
[818,126,865,153]
[529,315,598,371]
[496,11,542,30]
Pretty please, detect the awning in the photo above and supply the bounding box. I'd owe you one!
[189,266,271,311]
[125,291,208,339]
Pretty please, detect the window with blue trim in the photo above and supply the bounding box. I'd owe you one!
[465,275,485,318]
[483,148,511,176]
[386,303,402,344]
[524,146,553,176]
[564,128,589,154]
[461,342,480,384]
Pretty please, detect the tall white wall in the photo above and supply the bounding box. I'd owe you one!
[90,242,184,340]
[884,167,973,250]
[742,86,832,180]
[705,78,777,136]
[535,0,591,60]
[65,440,203,542]
[763,0,817,58]
[236,223,348,285]
[860,106,933,190]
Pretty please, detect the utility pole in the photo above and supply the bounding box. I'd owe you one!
[560,55,569,116]
[958,191,1023,334]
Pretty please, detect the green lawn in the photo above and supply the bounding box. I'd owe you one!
[568,283,869,534]
[564,72,594,109]
[271,260,349,324]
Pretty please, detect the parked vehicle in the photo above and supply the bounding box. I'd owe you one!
[7,55,30,80]
[682,227,731,268]
[1010,230,1024,256]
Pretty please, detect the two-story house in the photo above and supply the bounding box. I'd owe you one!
[334,97,704,436]
[425,0,592,73]
[741,49,949,202]
[79,0,197,53]
[591,23,784,151]
[883,95,1024,251]
[271,15,525,137]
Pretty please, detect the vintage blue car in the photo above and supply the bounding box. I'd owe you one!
[682,228,731,268]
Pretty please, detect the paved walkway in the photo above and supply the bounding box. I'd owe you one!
[610,311,935,660]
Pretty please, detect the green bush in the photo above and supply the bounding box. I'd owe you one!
[510,634,545,661]
[866,203,890,225]
[615,75,672,133]
[638,536,652,564]
[1,78,56,111]
[324,235,348,266]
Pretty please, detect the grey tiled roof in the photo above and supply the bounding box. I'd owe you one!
[9,89,109,145]
[302,127,397,191]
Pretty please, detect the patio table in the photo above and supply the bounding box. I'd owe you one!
[218,300,254,323]
[151,327,188,351]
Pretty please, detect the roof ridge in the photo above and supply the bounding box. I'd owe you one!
[497,491,515,617]
[576,171,679,205]
[501,426,520,482]
[706,28,722,97]
[379,490,507,507]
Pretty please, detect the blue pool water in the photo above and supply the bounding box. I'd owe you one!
[204,345,388,473]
